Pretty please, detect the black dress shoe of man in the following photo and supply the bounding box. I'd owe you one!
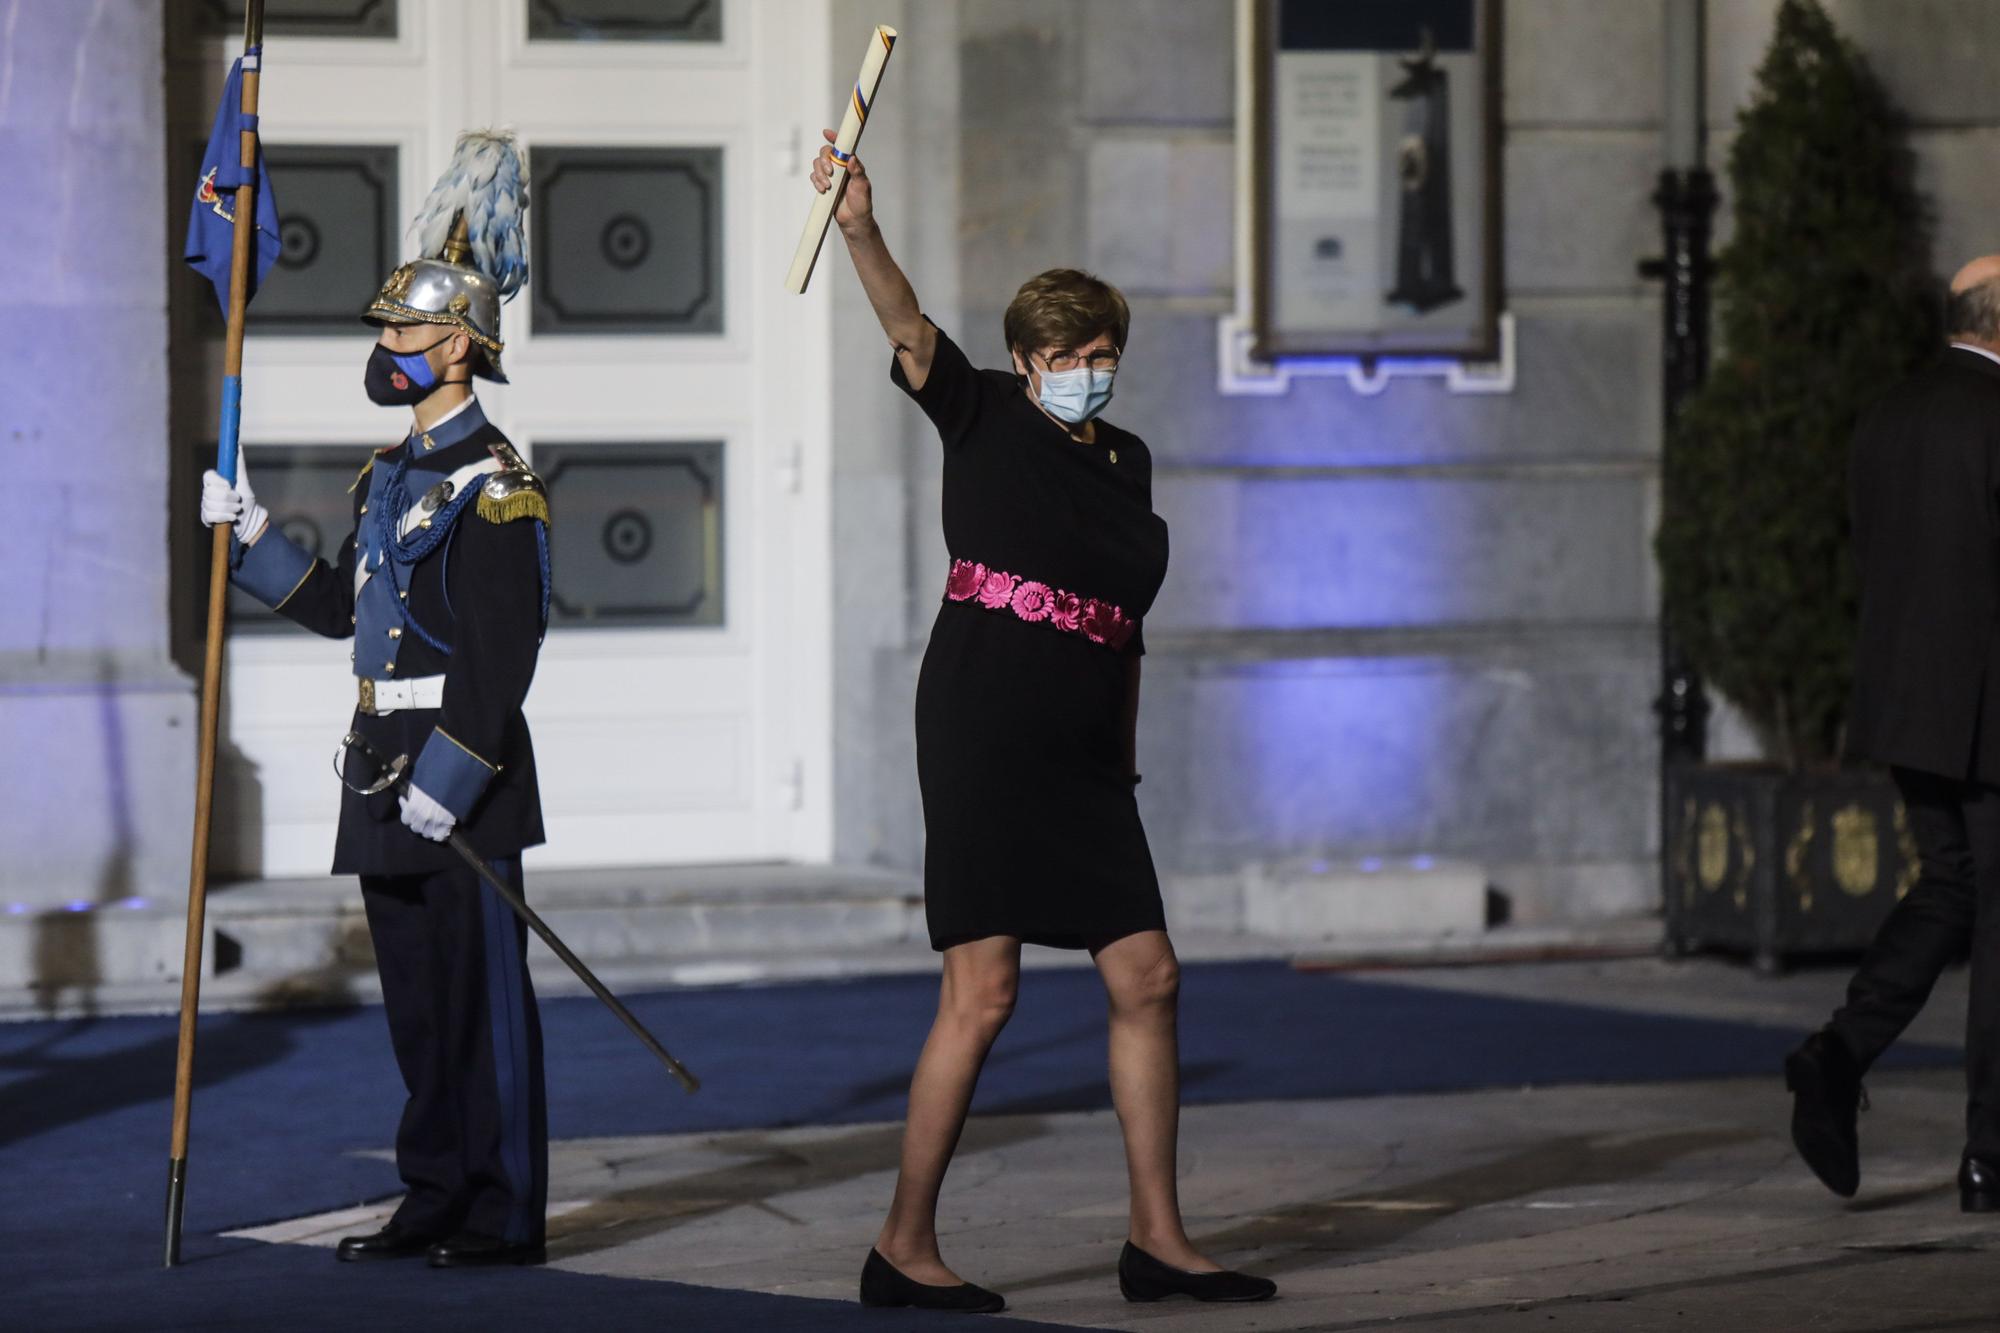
[858,1248,1006,1313]
[1961,1157,2000,1213]
[1118,1242,1278,1303]
[425,1231,546,1268]
[334,1221,439,1263]
[1784,1029,1865,1198]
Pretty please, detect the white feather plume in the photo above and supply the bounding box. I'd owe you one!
[411,130,530,301]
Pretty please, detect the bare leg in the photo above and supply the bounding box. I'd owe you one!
[873,935,1022,1285]
[1094,930,1220,1271]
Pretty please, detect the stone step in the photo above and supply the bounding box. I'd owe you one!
[0,863,928,1006]
[1157,858,1493,942]
[0,858,1646,1023]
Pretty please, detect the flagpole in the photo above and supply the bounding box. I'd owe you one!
[165,0,265,1269]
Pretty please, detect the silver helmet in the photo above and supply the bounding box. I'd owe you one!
[364,131,529,383]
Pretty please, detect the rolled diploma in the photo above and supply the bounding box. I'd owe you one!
[785,24,898,294]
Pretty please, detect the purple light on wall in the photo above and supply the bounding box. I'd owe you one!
[1191,660,1452,856]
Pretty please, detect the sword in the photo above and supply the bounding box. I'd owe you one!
[336,731,700,1094]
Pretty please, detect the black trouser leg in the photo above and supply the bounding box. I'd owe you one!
[361,873,464,1236]
[361,858,547,1244]
[1826,768,1979,1071]
[1961,784,2000,1161]
[436,857,548,1244]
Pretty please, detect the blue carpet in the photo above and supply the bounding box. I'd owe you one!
[0,960,1959,1331]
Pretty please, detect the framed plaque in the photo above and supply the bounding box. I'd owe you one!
[1249,0,1502,361]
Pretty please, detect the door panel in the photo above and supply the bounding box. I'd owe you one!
[176,0,834,876]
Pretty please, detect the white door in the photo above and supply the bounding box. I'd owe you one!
[174,0,834,877]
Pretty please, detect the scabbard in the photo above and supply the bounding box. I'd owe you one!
[442,831,700,1094]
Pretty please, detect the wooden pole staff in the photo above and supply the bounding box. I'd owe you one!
[165,0,265,1269]
[785,24,897,294]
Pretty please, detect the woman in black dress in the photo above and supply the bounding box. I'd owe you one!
[811,133,1275,1313]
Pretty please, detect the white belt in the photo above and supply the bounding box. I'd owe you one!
[358,675,445,715]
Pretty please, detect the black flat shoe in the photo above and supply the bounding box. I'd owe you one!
[1785,1029,1865,1198]
[858,1248,1005,1313]
[1961,1157,2000,1213]
[426,1231,546,1268]
[1118,1242,1276,1303]
[334,1221,440,1263]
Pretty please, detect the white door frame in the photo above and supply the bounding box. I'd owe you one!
[193,0,834,875]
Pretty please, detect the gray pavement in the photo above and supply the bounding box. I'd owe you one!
[235,957,1996,1331]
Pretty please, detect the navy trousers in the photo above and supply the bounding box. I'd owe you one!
[360,857,548,1245]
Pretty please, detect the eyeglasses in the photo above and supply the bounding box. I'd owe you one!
[1036,347,1122,374]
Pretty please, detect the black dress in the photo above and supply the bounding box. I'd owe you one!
[895,324,1171,950]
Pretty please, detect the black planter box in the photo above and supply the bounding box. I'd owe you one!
[1664,764,1916,972]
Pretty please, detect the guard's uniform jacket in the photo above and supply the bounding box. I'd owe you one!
[230,397,548,871]
[230,394,552,1248]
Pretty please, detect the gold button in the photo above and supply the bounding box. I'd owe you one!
[399,590,408,600]
[359,504,368,513]
[350,614,357,625]
[385,661,395,673]
[388,627,402,639]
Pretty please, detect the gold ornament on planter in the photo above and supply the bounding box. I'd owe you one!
[1697,803,1730,893]
[1832,804,1879,898]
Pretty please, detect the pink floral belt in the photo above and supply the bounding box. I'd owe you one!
[945,558,1139,651]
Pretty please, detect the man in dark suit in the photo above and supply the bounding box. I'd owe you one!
[1788,255,2000,1211]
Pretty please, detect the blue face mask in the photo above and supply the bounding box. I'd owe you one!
[1035,363,1116,425]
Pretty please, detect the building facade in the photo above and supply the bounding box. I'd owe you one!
[7,0,2000,940]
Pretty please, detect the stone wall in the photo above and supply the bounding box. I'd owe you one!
[0,0,194,922]
[828,0,2000,925]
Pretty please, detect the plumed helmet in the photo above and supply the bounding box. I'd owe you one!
[364,130,529,383]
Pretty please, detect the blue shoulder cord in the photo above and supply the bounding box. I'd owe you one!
[380,451,552,655]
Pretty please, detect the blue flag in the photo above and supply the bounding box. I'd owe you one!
[184,48,279,314]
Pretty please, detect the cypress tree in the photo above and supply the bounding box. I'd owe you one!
[1655,0,1935,768]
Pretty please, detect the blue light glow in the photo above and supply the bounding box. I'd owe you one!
[1359,857,1383,873]
[4,903,24,916]
[1411,855,1435,870]
[1197,662,1450,859]
[120,896,150,910]
[65,900,91,913]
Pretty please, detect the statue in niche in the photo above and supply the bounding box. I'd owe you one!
[1386,28,1465,314]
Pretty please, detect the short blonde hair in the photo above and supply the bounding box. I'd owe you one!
[1003,268,1130,358]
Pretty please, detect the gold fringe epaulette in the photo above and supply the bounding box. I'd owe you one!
[477,468,549,525]
[347,457,376,494]
[477,487,549,525]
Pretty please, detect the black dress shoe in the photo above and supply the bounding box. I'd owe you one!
[1961,1157,2000,1213]
[425,1231,546,1268]
[858,1248,1005,1313]
[1784,1029,1865,1198]
[1118,1242,1277,1303]
[334,1221,439,1263]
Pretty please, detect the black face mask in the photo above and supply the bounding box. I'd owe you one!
[364,335,453,406]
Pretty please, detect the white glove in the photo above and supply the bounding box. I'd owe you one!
[399,783,457,842]
[201,466,269,545]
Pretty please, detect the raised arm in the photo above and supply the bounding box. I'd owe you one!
[811,128,938,389]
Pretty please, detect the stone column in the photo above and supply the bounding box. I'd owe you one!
[0,0,195,944]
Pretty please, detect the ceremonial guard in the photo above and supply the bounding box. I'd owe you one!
[199,132,553,1267]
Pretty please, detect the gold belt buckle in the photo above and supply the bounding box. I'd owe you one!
[358,678,377,715]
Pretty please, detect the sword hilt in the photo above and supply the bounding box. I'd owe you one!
[334,731,409,796]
